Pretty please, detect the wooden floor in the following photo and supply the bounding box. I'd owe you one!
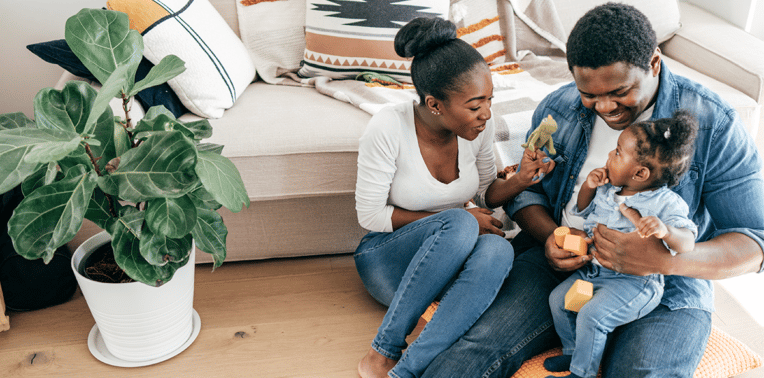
[2,253,763,378]
[0,254,423,378]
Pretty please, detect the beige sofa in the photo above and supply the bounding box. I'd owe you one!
[66,0,763,374]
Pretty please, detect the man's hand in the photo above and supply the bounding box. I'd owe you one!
[467,207,505,236]
[591,204,671,275]
[545,227,591,271]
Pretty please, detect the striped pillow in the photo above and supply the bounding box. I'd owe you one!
[297,0,450,83]
[107,0,256,119]
[451,0,507,65]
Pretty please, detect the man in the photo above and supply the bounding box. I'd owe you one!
[422,3,764,377]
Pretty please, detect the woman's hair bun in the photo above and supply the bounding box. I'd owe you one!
[394,17,457,59]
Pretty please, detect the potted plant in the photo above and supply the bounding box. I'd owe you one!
[0,8,248,365]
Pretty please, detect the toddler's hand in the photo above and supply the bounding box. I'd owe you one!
[584,167,609,189]
[636,215,668,239]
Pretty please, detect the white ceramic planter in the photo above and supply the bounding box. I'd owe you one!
[71,231,198,365]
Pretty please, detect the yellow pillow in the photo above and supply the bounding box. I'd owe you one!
[420,303,763,377]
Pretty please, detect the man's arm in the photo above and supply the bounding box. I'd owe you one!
[593,225,762,278]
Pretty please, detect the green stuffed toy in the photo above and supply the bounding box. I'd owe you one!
[522,114,557,155]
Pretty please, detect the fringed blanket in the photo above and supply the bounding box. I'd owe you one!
[309,58,573,167]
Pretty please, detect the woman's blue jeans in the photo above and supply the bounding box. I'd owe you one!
[550,264,664,378]
[354,209,515,378]
[420,233,711,378]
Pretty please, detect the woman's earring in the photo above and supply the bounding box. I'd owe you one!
[432,110,440,115]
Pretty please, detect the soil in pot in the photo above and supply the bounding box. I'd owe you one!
[83,243,134,284]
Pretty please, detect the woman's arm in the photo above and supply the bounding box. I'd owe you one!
[391,207,435,231]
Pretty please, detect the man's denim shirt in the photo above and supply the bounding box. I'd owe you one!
[507,62,764,312]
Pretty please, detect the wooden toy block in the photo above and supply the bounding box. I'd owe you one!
[0,282,8,331]
[554,226,570,248]
[421,301,439,323]
[562,234,588,256]
[565,279,593,312]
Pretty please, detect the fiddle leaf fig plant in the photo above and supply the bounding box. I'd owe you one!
[0,8,249,286]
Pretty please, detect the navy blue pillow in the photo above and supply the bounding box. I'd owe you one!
[27,39,188,118]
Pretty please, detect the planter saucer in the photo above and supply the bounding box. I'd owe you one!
[87,309,201,367]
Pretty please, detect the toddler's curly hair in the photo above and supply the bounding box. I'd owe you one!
[630,110,698,187]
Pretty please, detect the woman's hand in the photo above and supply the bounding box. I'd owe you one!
[545,227,591,271]
[516,149,556,187]
[466,207,505,236]
[590,205,671,275]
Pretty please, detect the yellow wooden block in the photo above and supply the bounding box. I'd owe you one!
[554,227,570,248]
[421,301,439,323]
[565,279,593,312]
[563,234,587,256]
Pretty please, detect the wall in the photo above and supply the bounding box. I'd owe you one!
[0,0,104,118]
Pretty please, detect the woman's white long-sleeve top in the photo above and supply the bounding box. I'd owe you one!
[355,101,497,232]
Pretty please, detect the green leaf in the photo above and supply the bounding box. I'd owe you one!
[138,227,192,266]
[21,162,61,196]
[88,111,123,172]
[0,128,79,194]
[98,131,198,202]
[129,55,186,97]
[187,184,222,210]
[58,144,93,177]
[145,195,197,238]
[195,151,249,213]
[8,165,98,263]
[111,214,180,286]
[191,208,227,269]
[181,119,213,141]
[83,63,132,135]
[85,187,120,231]
[114,120,131,157]
[134,113,194,141]
[196,143,224,155]
[0,112,35,130]
[65,8,142,86]
[24,135,82,164]
[33,81,98,133]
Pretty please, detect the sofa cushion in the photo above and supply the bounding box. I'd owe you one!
[107,0,256,119]
[179,82,371,201]
[663,55,761,138]
[297,0,450,83]
[553,0,681,43]
[237,0,306,84]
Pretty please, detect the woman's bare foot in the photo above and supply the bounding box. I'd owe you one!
[358,348,397,378]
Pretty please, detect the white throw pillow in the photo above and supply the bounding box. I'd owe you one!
[237,0,306,84]
[553,0,682,43]
[107,0,256,119]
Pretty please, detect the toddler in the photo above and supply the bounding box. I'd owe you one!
[545,110,699,378]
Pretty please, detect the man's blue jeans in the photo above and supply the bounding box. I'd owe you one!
[421,233,711,378]
[550,265,663,378]
[354,209,514,378]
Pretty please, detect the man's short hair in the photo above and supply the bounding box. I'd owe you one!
[566,2,657,72]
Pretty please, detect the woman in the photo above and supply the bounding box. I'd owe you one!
[354,17,555,378]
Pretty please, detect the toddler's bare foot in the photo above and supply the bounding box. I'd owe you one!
[358,348,397,378]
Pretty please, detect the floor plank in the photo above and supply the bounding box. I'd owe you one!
[0,254,395,378]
